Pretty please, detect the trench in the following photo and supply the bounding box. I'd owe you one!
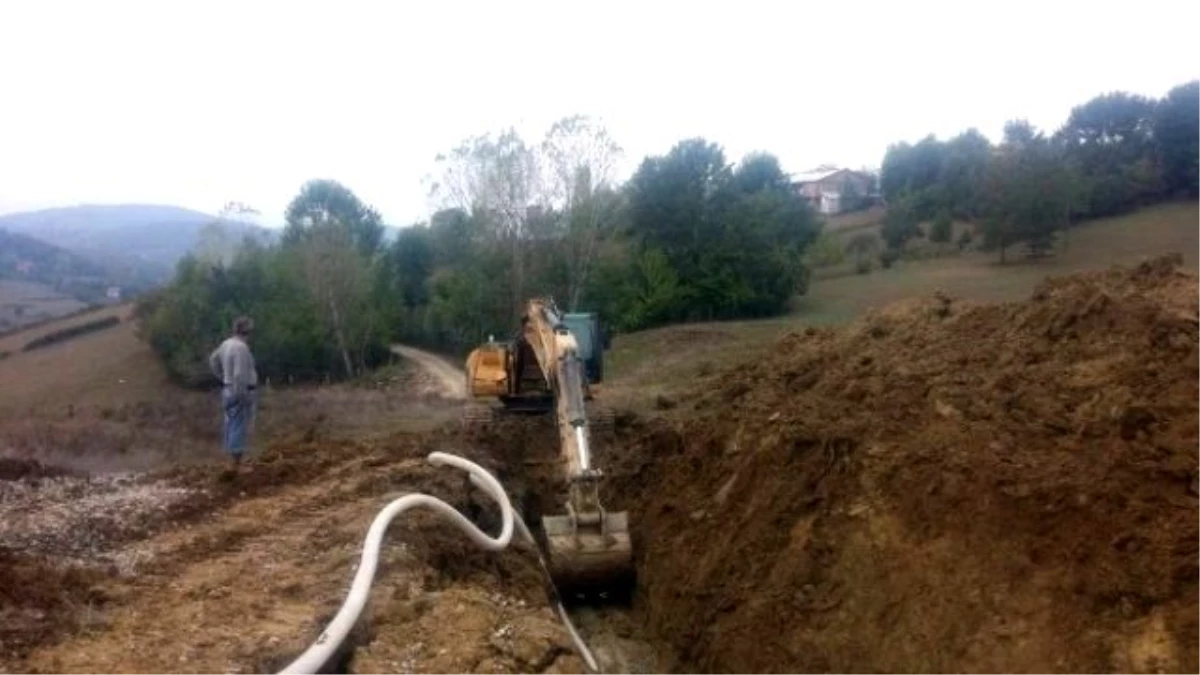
[472,413,679,674]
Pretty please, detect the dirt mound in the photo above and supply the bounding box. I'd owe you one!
[0,551,109,663]
[0,457,79,481]
[614,255,1199,673]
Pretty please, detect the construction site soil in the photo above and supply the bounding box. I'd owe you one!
[0,255,1196,673]
[604,254,1198,673]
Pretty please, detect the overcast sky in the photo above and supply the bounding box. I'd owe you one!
[0,0,1195,227]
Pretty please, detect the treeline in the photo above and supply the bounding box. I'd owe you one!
[136,184,396,386]
[138,117,821,383]
[880,80,1198,260]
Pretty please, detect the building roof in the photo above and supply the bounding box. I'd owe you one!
[789,168,853,184]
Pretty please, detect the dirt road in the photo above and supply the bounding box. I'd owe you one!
[391,345,466,399]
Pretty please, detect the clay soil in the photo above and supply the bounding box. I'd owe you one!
[603,254,1199,672]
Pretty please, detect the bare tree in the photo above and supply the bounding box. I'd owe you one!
[195,201,261,268]
[295,222,371,378]
[541,115,623,310]
[430,129,544,320]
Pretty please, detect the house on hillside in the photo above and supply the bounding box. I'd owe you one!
[15,260,34,275]
[106,286,122,302]
[790,168,878,215]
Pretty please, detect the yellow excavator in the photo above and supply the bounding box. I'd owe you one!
[463,298,632,594]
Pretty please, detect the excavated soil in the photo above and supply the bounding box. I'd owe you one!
[0,397,593,674]
[606,254,1199,673]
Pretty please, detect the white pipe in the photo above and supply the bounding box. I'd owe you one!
[278,451,599,675]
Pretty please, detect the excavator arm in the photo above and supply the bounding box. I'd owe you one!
[517,299,633,592]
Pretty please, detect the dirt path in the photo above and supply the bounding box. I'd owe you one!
[391,345,466,400]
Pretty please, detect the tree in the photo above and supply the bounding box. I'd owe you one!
[880,196,921,250]
[386,225,435,310]
[982,122,1075,262]
[938,129,992,219]
[283,181,386,377]
[627,141,818,325]
[540,115,624,310]
[1003,119,1039,146]
[930,211,953,245]
[1057,91,1158,216]
[1153,80,1200,197]
[430,130,543,320]
[283,179,385,257]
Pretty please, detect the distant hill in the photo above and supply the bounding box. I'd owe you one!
[0,204,276,274]
[0,228,160,305]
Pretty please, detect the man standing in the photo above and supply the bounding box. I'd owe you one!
[209,316,258,469]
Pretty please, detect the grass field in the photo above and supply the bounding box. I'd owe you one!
[0,279,88,333]
[0,304,164,416]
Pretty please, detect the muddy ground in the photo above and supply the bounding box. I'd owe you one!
[1,255,1197,673]
[0,355,618,674]
[0,426,600,674]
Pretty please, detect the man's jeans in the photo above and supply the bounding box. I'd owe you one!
[221,387,257,457]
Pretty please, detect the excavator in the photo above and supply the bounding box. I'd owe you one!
[463,298,632,594]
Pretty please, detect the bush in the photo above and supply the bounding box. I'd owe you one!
[957,228,975,251]
[855,258,873,274]
[930,212,953,243]
[804,231,846,268]
[22,316,121,352]
[879,249,900,269]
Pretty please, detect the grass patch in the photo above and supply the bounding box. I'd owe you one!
[22,316,121,352]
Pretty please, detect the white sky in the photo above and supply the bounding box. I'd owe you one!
[0,0,1195,227]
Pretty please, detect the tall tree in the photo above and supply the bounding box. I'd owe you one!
[983,122,1075,262]
[430,130,542,320]
[1153,80,1200,197]
[628,137,730,285]
[541,115,624,310]
[1057,92,1159,216]
[628,141,817,324]
[938,129,992,219]
[284,179,385,257]
[283,180,384,377]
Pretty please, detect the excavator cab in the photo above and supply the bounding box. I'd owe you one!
[560,312,607,385]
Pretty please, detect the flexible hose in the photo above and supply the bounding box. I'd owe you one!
[278,451,598,674]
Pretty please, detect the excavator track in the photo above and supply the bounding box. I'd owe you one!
[460,403,496,430]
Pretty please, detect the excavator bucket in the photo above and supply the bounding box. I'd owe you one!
[542,510,634,594]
